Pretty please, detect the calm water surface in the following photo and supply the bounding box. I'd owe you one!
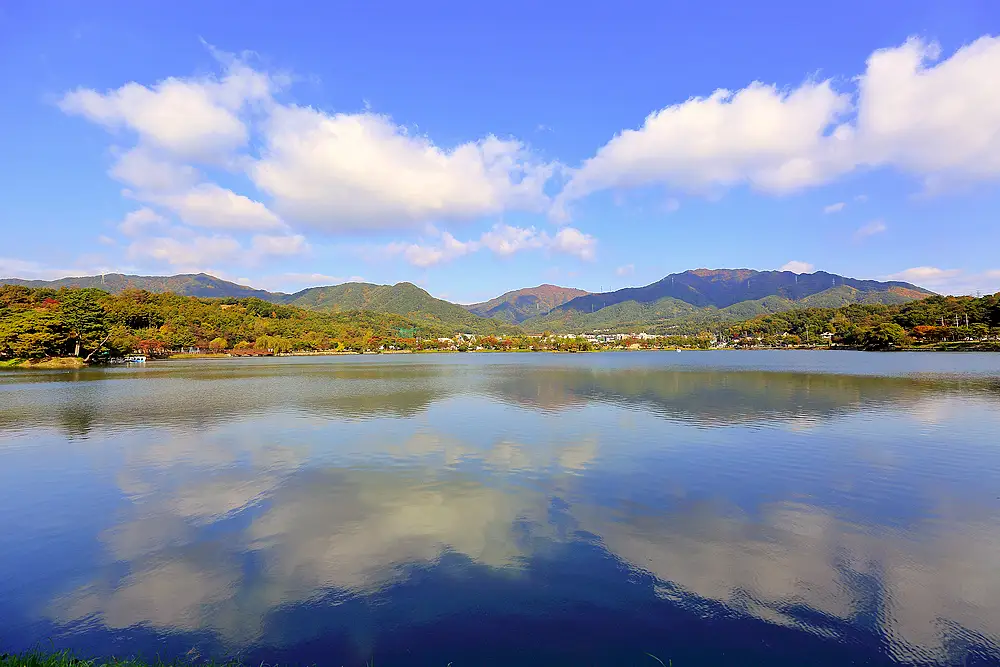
[2,351,1000,666]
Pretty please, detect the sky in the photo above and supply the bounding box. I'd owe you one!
[2,1,1000,303]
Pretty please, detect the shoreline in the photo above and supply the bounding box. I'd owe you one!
[4,344,999,371]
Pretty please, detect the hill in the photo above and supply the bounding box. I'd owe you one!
[0,273,279,300]
[284,282,517,334]
[1,268,933,335]
[523,270,934,333]
[463,284,590,323]
[0,273,516,335]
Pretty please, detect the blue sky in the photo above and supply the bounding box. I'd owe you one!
[2,1,999,302]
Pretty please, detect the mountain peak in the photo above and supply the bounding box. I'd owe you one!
[464,284,591,324]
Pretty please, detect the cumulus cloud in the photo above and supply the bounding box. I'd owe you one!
[557,35,1000,216]
[146,184,284,231]
[854,36,1000,188]
[551,227,597,260]
[888,266,962,285]
[250,106,556,231]
[478,224,547,256]
[127,235,243,269]
[380,224,597,267]
[58,59,278,161]
[780,260,815,273]
[250,234,309,257]
[118,207,169,236]
[823,202,845,214]
[853,219,887,240]
[111,147,200,193]
[553,80,853,217]
[124,229,306,273]
[883,266,1000,295]
[384,232,478,268]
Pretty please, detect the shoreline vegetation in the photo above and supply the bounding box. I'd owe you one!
[0,650,239,667]
[3,340,999,370]
[2,284,998,368]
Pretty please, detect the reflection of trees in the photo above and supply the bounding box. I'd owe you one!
[0,361,455,436]
[486,367,998,426]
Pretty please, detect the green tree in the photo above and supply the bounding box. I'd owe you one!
[859,322,909,350]
[0,309,68,358]
[59,289,109,357]
[209,337,229,351]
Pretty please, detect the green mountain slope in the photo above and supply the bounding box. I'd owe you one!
[553,269,934,316]
[286,282,517,334]
[525,283,935,334]
[464,285,590,323]
[0,273,280,300]
[1,269,933,336]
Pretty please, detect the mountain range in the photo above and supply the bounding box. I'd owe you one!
[464,285,590,323]
[2,269,934,334]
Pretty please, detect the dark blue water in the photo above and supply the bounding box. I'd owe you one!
[2,351,1000,666]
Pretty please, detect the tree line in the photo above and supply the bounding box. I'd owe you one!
[3,285,999,360]
[0,286,439,360]
[723,293,1000,349]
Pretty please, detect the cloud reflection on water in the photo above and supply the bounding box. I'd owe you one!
[2,356,997,663]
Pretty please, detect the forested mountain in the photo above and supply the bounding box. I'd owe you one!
[0,275,515,335]
[0,285,433,360]
[1,273,277,300]
[464,285,590,323]
[285,282,518,334]
[2,268,934,335]
[523,270,933,333]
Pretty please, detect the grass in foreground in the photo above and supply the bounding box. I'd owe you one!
[2,649,675,667]
[0,651,237,667]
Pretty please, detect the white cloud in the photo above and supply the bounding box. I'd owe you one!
[854,36,1000,188]
[886,267,1000,295]
[823,202,845,214]
[380,224,597,268]
[249,234,309,257]
[118,207,169,236]
[479,224,546,256]
[148,184,283,231]
[557,35,1000,215]
[616,263,635,276]
[551,227,597,260]
[127,235,242,269]
[888,266,962,284]
[385,232,478,268]
[250,106,556,231]
[58,59,278,161]
[780,260,815,273]
[554,80,852,216]
[664,198,681,213]
[853,219,887,240]
[110,147,200,193]
[854,194,868,202]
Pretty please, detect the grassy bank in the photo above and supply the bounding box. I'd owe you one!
[0,357,87,369]
[0,651,237,667]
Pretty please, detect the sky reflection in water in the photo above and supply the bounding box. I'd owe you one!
[1,352,999,666]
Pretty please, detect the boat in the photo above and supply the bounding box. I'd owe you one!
[122,355,147,363]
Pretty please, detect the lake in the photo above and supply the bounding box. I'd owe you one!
[2,351,1000,666]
